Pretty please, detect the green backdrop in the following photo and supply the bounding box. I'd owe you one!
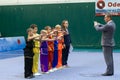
[0,2,120,48]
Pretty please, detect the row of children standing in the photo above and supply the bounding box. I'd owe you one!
[24,20,72,79]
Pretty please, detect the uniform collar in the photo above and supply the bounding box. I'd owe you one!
[107,20,112,24]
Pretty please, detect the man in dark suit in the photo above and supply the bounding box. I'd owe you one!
[94,13,116,76]
[61,20,72,68]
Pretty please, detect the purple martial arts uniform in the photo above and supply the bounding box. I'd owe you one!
[40,41,48,72]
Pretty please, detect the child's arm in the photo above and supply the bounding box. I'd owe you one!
[57,32,64,40]
[42,38,55,41]
[57,36,63,40]
[41,35,56,41]
[34,34,41,41]
[27,35,40,41]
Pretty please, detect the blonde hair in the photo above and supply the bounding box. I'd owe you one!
[55,24,61,29]
[40,30,47,34]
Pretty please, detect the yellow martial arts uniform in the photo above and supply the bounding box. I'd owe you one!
[32,34,40,74]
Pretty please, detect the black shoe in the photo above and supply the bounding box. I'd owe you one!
[101,73,113,76]
[25,75,35,79]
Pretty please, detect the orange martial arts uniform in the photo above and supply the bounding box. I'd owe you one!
[48,35,54,70]
[56,32,64,68]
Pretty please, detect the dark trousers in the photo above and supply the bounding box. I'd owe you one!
[24,57,33,78]
[103,46,114,74]
[62,45,70,65]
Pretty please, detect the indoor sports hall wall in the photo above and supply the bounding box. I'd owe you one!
[0,2,120,48]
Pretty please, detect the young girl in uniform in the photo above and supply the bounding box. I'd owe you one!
[55,25,64,69]
[24,28,39,79]
[30,24,41,76]
[40,30,49,73]
[45,26,54,72]
[40,30,55,73]
[52,29,59,71]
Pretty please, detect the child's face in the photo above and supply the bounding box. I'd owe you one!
[41,32,47,36]
[47,28,51,33]
[52,28,55,31]
[63,21,69,28]
[28,30,33,36]
[33,27,38,33]
[54,31,58,37]
[56,27,61,31]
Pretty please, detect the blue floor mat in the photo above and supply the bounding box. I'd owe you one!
[0,50,120,80]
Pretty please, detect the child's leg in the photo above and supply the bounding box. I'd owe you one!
[30,58,33,75]
[25,57,33,78]
[62,48,66,66]
[64,46,70,65]
[24,57,29,78]
[32,48,40,73]
[40,54,48,72]
[40,54,44,72]
[59,49,62,67]
[56,50,62,68]
[44,55,49,72]
[48,51,53,70]
[52,50,58,68]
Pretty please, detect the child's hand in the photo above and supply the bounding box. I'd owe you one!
[57,36,62,40]
[63,44,66,48]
